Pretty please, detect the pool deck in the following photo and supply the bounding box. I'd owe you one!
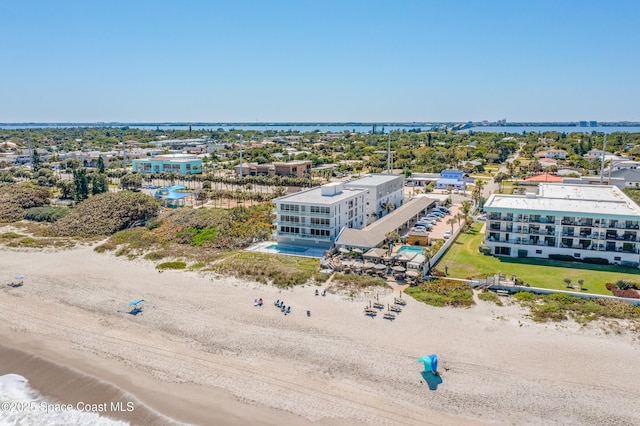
[246,241,326,258]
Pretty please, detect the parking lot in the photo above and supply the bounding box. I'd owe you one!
[422,204,462,240]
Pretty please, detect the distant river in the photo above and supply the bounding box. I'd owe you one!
[2,124,640,134]
[0,124,424,133]
[466,126,640,134]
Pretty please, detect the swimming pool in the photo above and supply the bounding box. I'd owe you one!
[266,244,308,254]
[397,245,426,255]
[260,244,325,258]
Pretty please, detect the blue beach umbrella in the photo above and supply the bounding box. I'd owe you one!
[14,275,25,280]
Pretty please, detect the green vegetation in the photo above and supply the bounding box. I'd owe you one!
[156,261,187,270]
[331,273,386,289]
[50,191,161,236]
[210,251,321,288]
[439,223,640,295]
[2,127,640,296]
[189,227,219,246]
[188,262,206,270]
[0,232,24,239]
[0,183,52,222]
[23,206,70,223]
[512,291,640,323]
[405,279,475,307]
[478,291,503,306]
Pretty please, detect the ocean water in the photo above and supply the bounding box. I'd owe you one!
[0,374,129,426]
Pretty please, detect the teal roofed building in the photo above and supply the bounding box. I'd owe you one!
[132,154,203,175]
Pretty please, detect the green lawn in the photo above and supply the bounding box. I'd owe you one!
[438,223,640,295]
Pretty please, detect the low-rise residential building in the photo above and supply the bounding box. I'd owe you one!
[483,184,640,267]
[131,154,202,175]
[436,169,467,190]
[606,160,640,172]
[583,150,630,162]
[273,182,367,248]
[404,173,440,187]
[234,160,312,178]
[534,149,568,159]
[609,169,640,188]
[343,174,404,224]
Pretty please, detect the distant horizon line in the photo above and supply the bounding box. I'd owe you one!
[2,121,640,127]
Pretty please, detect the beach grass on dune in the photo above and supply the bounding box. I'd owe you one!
[210,251,321,288]
[405,279,475,307]
[439,223,640,295]
[331,273,386,289]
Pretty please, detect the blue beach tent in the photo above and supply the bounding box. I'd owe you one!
[418,354,438,373]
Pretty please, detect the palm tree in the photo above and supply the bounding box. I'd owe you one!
[472,179,486,207]
[381,202,395,215]
[493,172,509,193]
[385,231,399,244]
[446,217,456,233]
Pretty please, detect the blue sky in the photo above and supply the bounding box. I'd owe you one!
[1,0,638,122]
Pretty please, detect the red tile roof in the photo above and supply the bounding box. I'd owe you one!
[525,173,563,182]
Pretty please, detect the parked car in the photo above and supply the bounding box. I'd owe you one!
[415,222,433,230]
[431,211,445,218]
[434,207,450,214]
[476,215,487,221]
[443,230,452,239]
[425,215,441,222]
[412,226,427,232]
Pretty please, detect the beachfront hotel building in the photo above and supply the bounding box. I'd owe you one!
[131,154,202,175]
[483,184,640,266]
[343,174,404,225]
[273,182,367,248]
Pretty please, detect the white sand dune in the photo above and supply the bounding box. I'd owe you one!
[1,243,639,425]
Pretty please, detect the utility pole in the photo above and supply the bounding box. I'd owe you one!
[387,133,391,174]
[122,129,126,170]
[27,136,33,165]
[239,134,243,178]
[599,135,607,184]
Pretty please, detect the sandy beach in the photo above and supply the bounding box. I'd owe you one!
[1,241,640,425]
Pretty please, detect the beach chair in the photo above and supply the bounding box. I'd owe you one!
[394,297,406,306]
[286,306,291,315]
[383,312,396,320]
[390,304,402,313]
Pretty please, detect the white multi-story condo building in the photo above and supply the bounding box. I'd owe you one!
[273,182,367,248]
[343,174,404,225]
[483,184,640,267]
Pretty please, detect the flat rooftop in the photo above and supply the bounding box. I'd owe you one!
[344,174,403,187]
[336,196,436,248]
[485,184,640,218]
[275,186,366,205]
